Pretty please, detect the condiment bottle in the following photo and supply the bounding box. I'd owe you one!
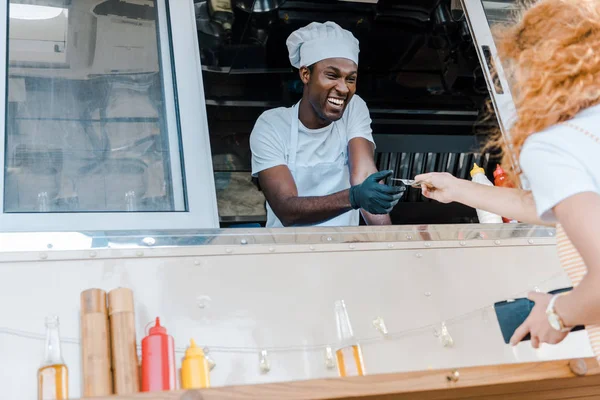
[334,300,365,377]
[38,316,68,400]
[181,339,211,389]
[141,317,177,392]
[470,163,503,224]
[493,164,518,223]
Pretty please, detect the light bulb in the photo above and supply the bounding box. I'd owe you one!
[259,350,270,373]
[372,316,388,337]
[203,347,216,371]
[436,322,454,348]
[324,346,336,369]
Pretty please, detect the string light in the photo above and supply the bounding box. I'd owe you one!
[259,350,270,374]
[434,322,454,348]
[0,272,565,363]
[372,317,389,337]
[324,346,336,369]
[203,347,216,370]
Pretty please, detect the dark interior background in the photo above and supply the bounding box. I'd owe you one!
[195,0,501,227]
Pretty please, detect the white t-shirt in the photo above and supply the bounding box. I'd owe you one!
[520,104,600,222]
[250,95,375,177]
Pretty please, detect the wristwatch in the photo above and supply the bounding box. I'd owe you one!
[546,293,571,332]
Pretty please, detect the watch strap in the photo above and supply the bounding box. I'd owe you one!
[547,293,571,332]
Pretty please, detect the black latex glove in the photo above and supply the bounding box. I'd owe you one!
[349,170,405,214]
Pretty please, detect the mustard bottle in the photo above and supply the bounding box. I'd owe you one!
[181,339,210,389]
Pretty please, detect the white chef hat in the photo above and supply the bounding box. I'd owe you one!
[286,21,360,69]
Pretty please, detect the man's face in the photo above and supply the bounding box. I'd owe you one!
[301,58,358,123]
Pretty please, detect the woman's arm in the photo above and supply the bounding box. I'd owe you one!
[552,192,600,326]
[509,191,600,346]
[414,172,550,226]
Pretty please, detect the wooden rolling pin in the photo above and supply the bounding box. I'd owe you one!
[80,289,113,397]
[108,288,140,394]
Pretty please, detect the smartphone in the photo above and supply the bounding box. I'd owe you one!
[493,287,584,344]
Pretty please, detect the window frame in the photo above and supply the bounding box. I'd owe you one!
[461,0,518,134]
[0,0,219,232]
[461,0,521,180]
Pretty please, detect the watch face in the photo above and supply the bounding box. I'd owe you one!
[548,313,562,331]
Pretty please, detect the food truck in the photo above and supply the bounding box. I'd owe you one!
[1,0,598,399]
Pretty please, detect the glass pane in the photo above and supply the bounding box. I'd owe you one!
[480,1,520,102]
[4,0,186,213]
[481,0,519,25]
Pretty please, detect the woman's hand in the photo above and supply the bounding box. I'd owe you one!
[414,172,464,204]
[510,292,569,348]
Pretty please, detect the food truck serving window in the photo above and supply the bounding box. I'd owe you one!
[198,0,522,227]
[0,0,220,231]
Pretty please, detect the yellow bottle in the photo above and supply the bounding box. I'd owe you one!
[334,300,365,377]
[38,316,68,400]
[181,339,210,389]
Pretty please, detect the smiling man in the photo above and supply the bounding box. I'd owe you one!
[250,21,405,227]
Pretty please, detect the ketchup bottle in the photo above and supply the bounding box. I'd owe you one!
[141,317,177,392]
[493,164,517,223]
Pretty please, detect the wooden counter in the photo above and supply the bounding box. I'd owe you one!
[78,357,600,400]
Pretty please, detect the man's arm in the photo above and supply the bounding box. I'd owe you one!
[251,114,352,226]
[348,138,392,225]
[258,166,353,227]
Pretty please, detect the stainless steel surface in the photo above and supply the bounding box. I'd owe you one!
[195,1,226,38]
[369,109,479,116]
[203,98,480,117]
[202,65,294,74]
[0,224,555,253]
[235,0,285,13]
[219,215,267,223]
[205,99,282,107]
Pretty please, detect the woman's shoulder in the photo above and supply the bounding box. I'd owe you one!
[524,104,600,149]
[521,125,571,161]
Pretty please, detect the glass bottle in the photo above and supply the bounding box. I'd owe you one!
[37,192,50,212]
[38,316,68,400]
[125,190,137,212]
[334,300,365,377]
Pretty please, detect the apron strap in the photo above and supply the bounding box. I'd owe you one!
[288,103,300,167]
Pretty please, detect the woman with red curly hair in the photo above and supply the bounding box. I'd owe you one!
[416,0,600,356]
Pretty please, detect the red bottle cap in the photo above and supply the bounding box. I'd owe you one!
[493,164,506,179]
[149,317,167,335]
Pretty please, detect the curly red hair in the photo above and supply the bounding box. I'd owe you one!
[487,0,600,183]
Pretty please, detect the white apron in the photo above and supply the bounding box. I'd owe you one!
[265,103,360,228]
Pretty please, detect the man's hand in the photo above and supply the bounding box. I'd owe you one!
[349,170,405,214]
[510,292,569,348]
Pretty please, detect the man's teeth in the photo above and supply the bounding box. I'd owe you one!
[328,98,344,106]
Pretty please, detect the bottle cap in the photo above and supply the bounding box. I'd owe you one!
[45,315,59,327]
[149,317,167,335]
[493,164,506,179]
[470,163,485,178]
[185,339,205,358]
